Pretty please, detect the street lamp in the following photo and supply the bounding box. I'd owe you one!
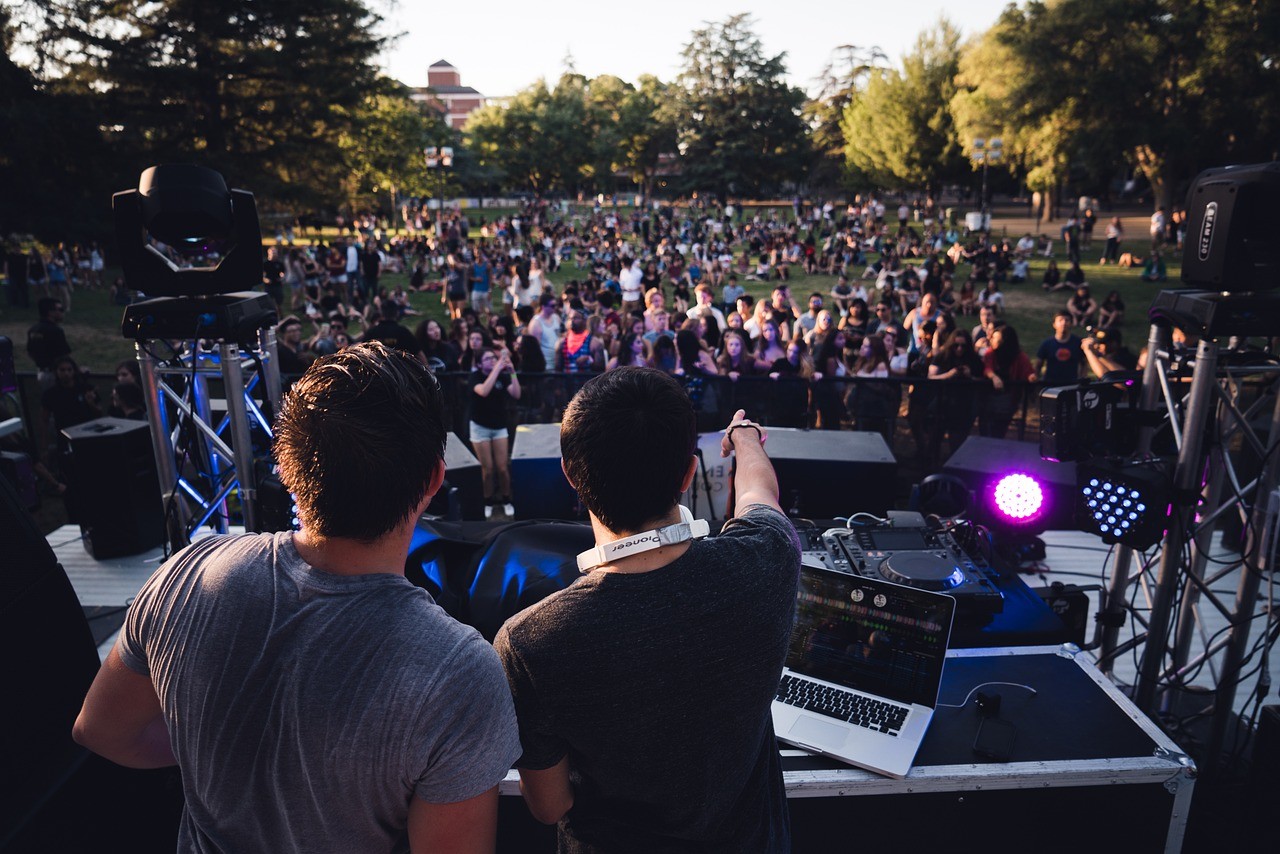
[424,145,454,245]
[971,137,1002,231]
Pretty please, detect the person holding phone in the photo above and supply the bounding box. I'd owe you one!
[470,346,521,518]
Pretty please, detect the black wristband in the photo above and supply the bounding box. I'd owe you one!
[727,423,762,447]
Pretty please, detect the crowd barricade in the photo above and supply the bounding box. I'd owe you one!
[6,370,1031,483]
[432,372,1031,468]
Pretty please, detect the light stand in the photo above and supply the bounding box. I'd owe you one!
[1100,288,1280,777]
[424,146,454,251]
[971,137,1001,233]
[114,165,282,553]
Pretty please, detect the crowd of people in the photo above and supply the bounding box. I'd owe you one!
[256,199,1147,468]
[8,197,1160,506]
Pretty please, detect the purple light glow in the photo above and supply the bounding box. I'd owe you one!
[992,473,1045,522]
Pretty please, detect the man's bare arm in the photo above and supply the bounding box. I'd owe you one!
[517,756,574,824]
[720,409,781,516]
[72,646,176,768]
[408,786,499,853]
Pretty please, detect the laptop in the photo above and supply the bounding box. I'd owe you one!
[772,562,956,778]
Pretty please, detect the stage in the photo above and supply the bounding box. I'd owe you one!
[30,522,1276,853]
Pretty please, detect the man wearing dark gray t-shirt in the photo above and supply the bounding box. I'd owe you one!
[75,343,520,853]
[495,368,800,852]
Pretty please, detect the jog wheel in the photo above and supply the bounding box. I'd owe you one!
[878,552,965,591]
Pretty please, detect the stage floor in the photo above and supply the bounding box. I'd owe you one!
[51,523,1276,739]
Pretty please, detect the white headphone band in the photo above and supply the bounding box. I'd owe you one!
[576,506,711,572]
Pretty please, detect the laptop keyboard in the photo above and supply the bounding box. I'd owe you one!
[776,675,909,735]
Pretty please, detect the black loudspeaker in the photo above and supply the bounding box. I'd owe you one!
[1180,161,1280,292]
[509,423,583,521]
[427,433,485,521]
[1,450,38,510]
[0,335,16,393]
[941,436,1077,532]
[761,428,897,519]
[0,468,101,844]
[61,417,164,559]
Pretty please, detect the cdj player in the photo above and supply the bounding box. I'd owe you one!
[801,512,1004,620]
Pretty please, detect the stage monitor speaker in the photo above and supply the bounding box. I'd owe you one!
[942,436,1077,532]
[761,428,897,519]
[427,432,485,521]
[1180,161,1280,292]
[61,417,164,559]
[509,423,583,521]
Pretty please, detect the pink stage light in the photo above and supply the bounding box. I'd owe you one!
[991,473,1045,523]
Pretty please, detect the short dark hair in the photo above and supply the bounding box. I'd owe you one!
[273,342,445,541]
[560,367,695,532]
[38,297,63,318]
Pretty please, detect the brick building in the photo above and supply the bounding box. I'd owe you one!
[409,60,487,129]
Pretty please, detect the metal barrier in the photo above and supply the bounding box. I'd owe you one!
[8,370,1034,475]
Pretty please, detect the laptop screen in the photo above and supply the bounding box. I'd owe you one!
[786,568,955,707]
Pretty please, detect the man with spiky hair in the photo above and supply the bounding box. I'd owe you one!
[74,342,519,853]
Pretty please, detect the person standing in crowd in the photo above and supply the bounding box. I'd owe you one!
[527,294,565,369]
[470,346,521,518]
[470,252,492,316]
[495,372,799,852]
[1036,311,1085,388]
[980,324,1036,439]
[27,297,71,389]
[73,342,520,853]
[555,308,605,373]
[441,252,470,321]
[1082,327,1139,378]
[1100,216,1124,265]
[40,354,100,459]
[360,301,424,363]
[274,316,308,377]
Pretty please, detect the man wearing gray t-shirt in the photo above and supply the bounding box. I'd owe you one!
[74,342,520,853]
[496,369,800,852]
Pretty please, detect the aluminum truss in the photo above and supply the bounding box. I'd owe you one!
[1093,324,1280,775]
[136,327,281,552]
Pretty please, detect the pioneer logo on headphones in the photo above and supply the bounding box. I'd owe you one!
[1198,201,1218,262]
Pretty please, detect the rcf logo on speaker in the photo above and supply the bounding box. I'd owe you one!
[1198,201,1218,262]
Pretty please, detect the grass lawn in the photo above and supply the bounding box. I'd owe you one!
[0,203,1176,376]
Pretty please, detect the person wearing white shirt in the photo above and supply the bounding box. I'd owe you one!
[619,259,644,311]
[686,284,727,332]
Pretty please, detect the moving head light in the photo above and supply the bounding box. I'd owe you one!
[113,164,262,297]
[1180,161,1280,293]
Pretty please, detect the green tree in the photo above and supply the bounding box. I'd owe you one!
[464,74,592,196]
[805,43,888,189]
[39,0,386,210]
[954,0,1280,217]
[0,8,113,237]
[337,84,456,223]
[842,20,968,196]
[582,74,678,202]
[676,14,809,199]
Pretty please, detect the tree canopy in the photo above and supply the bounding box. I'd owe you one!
[7,1,1280,239]
[675,14,809,199]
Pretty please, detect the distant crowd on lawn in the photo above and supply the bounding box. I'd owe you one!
[8,194,1190,480]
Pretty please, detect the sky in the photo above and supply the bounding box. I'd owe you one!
[378,0,1015,99]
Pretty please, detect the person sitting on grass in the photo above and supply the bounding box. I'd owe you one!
[1140,250,1168,282]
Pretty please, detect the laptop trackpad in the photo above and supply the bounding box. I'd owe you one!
[789,715,848,748]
